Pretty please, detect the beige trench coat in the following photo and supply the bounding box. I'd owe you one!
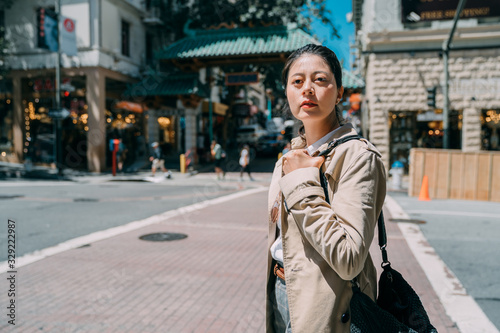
[266,123,387,333]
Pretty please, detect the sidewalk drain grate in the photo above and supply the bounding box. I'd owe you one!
[74,198,99,202]
[139,232,188,242]
[389,218,426,224]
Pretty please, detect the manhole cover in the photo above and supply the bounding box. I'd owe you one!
[388,218,426,224]
[74,198,99,202]
[139,232,188,242]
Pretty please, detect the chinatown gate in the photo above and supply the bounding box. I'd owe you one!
[126,25,320,166]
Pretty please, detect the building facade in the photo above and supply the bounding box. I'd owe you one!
[352,0,500,169]
[1,0,148,172]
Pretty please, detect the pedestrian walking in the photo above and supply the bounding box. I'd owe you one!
[210,140,226,180]
[149,142,172,178]
[239,144,254,181]
[266,44,386,332]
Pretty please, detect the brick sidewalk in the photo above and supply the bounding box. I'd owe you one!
[1,189,458,332]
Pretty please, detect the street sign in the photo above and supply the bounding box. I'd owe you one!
[49,108,70,119]
[225,72,259,86]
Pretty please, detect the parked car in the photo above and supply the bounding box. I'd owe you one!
[257,132,287,156]
[236,124,268,145]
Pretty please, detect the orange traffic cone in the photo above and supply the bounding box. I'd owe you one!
[418,175,431,201]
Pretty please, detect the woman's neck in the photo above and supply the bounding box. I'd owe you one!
[303,118,340,146]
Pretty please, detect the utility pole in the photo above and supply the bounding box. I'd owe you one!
[207,67,213,144]
[442,0,467,149]
[54,0,63,175]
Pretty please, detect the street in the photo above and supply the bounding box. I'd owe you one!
[0,172,270,262]
[0,171,499,332]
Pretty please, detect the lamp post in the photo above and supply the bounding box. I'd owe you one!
[442,0,467,149]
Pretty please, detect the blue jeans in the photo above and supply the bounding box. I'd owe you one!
[271,276,292,333]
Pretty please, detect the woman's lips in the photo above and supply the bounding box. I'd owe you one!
[301,101,317,108]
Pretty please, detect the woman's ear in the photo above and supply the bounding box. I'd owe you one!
[336,86,344,104]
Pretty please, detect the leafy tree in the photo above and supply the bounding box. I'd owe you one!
[162,0,339,43]
[0,0,14,9]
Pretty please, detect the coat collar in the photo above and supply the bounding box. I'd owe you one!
[290,123,360,156]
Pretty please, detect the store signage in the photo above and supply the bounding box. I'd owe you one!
[451,78,500,97]
[401,0,500,23]
[417,111,443,122]
[33,78,72,92]
[225,72,259,86]
[48,108,70,119]
[232,103,251,117]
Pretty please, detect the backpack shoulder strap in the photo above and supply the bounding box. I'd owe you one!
[318,134,362,157]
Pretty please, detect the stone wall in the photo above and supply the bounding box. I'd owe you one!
[365,49,500,168]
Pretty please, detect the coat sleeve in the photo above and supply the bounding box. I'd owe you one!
[279,150,386,280]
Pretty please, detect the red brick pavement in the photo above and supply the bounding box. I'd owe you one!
[1,188,458,332]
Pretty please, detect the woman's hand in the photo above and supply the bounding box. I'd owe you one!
[282,149,325,175]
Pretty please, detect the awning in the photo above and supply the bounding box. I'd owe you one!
[202,101,229,116]
[114,101,146,113]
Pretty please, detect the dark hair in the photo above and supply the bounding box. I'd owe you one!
[281,44,344,138]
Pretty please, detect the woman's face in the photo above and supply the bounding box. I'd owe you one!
[286,54,343,126]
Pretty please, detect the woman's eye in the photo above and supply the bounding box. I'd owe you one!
[292,79,302,84]
[316,77,326,82]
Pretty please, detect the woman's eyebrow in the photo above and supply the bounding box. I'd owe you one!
[290,70,330,77]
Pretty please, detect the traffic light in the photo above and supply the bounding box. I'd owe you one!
[427,87,436,108]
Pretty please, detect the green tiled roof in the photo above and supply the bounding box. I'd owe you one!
[342,69,365,89]
[157,26,319,60]
[125,73,205,97]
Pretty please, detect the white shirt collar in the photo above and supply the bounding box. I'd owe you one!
[306,126,343,155]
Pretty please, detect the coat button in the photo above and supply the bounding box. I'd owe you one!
[341,312,350,323]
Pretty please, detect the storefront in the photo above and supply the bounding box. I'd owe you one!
[481,109,500,151]
[388,109,462,170]
[5,68,139,172]
[104,100,147,171]
[19,75,88,168]
[0,79,13,159]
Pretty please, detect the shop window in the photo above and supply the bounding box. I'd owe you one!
[481,109,500,151]
[121,20,130,57]
[158,116,177,156]
[389,111,416,171]
[23,76,88,168]
[0,80,13,157]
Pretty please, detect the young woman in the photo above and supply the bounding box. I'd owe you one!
[266,44,386,332]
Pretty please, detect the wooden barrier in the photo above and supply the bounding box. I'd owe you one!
[408,148,500,202]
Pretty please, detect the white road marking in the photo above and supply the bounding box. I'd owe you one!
[0,186,268,273]
[385,195,499,333]
[405,210,499,219]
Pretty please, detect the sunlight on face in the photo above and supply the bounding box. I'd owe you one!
[286,54,343,127]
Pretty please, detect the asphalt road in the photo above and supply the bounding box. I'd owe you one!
[389,191,500,330]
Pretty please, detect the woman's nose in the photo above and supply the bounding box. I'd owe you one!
[302,80,314,95]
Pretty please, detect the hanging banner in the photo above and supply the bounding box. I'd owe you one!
[61,16,78,57]
[37,8,59,52]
